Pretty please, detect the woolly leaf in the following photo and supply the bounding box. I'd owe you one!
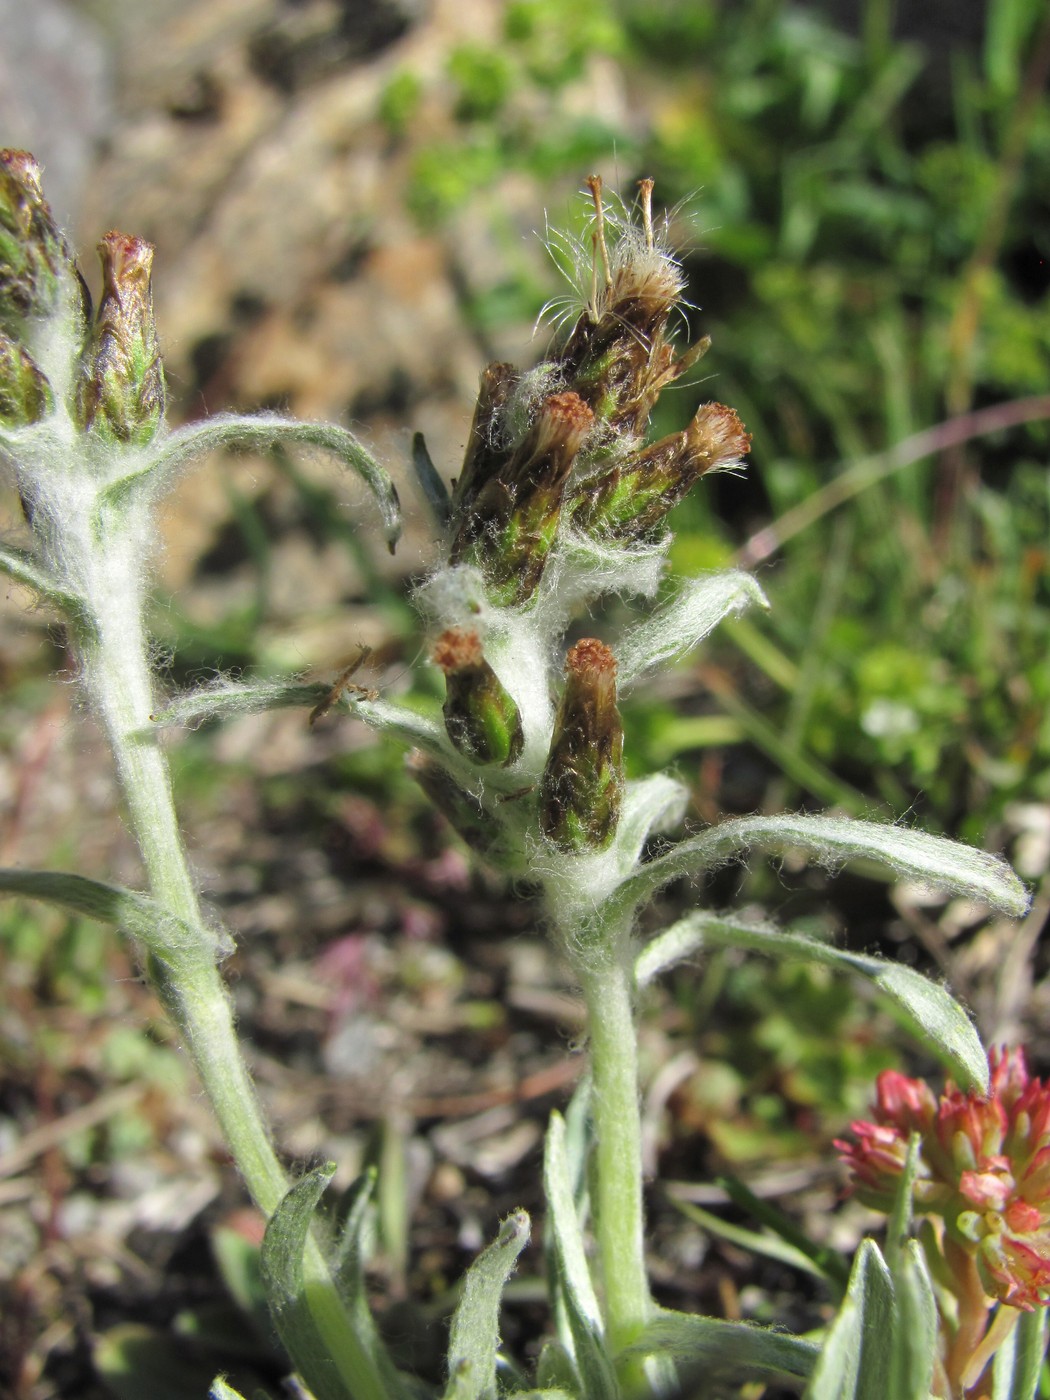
[535,1340,580,1393]
[330,1169,390,1369]
[804,1237,936,1400]
[260,1164,396,1400]
[626,1310,817,1385]
[670,1197,830,1282]
[543,1113,620,1399]
[442,1211,530,1400]
[149,681,447,755]
[148,680,333,728]
[634,916,705,988]
[885,1134,922,1273]
[545,531,666,622]
[615,571,768,690]
[891,1241,937,1400]
[0,866,222,964]
[0,540,91,626]
[102,414,401,551]
[613,774,689,877]
[805,1240,894,1400]
[641,912,987,1091]
[618,813,1029,921]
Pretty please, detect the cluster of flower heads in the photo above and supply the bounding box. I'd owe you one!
[448,177,750,607]
[0,149,163,444]
[425,178,750,858]
[838,1047,1050,1311]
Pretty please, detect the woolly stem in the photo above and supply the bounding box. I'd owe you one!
[577,942,654,1375]
[71,516,390,1400]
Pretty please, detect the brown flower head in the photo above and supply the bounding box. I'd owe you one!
[539,638,624,854]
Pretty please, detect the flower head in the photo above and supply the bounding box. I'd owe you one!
[432,626,524,767]
[571,401,751,542]
[76,232,165,444]
[449,388,594,606]
[838,1048,1050,1309]
[539,638,624,854]
[0,149,84,331]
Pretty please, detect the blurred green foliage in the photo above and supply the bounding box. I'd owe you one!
[660,951,900,1167]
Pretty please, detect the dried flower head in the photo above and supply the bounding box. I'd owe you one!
[838,1048,1050,1310]
[571,401,751,541]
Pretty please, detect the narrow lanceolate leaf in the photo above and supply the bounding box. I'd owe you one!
[616,571,769,690]
[260,1164,397,1400]
[612,774,689,879]
[101,414,402,551]
[442,1211,531,1400]
[627,1311,817,1387]
[891,1241,937,1400]
[991,1307,1049,1400]
[805,1241,894,1400]
[147,680,335,728]
[0,541,90,625]
[411,431,451,526]
[805,1238,936,1400]
[618,813,1029,922]
[148,682,447,755]
[646,912,988,1091]
[885,1135,922,1273]
[0,867,221,965]
[329,1169,390,1373]
[634,916,705,988]
[543,1113,620,1400]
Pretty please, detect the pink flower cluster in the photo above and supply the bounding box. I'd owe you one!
[837,1049,1050,1310]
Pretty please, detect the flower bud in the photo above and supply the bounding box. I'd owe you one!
[77,232,165,445]
[540,639,624,853]
[0,150,85,331]
[451,361,519,511]
[571,402,751,541]
[449,390,593,606]
[0,333,51,426]
[432,627,524,767]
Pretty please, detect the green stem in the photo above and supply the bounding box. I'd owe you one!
[81,537,288,1214]
[578,948,653,1358]
[76,526,390,1400]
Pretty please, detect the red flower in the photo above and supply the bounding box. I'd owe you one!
[837,1049,1050,1310]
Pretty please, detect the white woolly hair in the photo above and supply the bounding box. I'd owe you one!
[537,182,692,341]
[500,361,567,445]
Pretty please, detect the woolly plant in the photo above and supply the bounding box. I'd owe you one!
[0,155,1037,1400]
